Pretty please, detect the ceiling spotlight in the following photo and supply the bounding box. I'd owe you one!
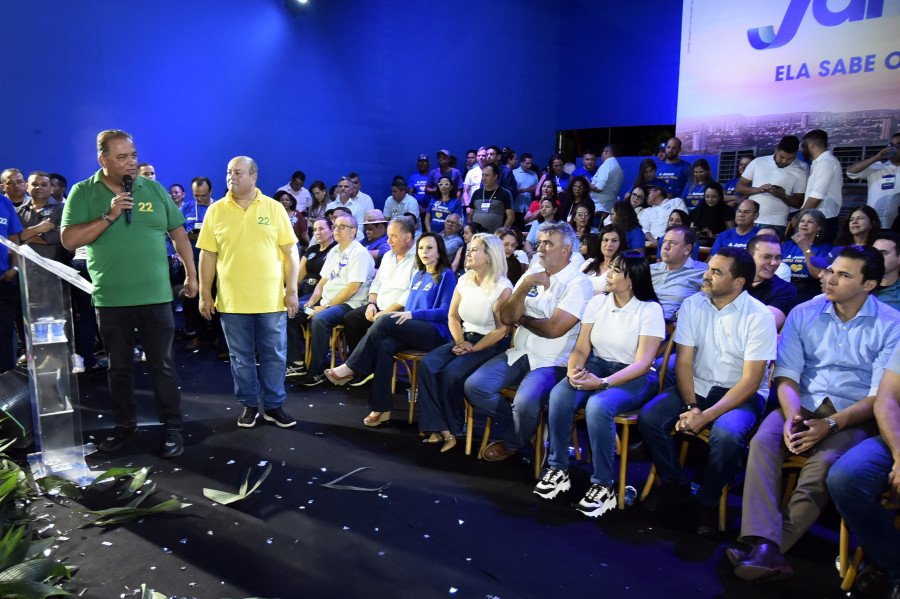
[284,0,307,16]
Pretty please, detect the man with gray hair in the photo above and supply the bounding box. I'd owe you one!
[466,221,592,461]
[326,176,373,241]
[61,129,198,458]
[197,155,300,429]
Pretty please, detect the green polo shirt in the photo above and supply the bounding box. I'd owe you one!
[62,170,185,307]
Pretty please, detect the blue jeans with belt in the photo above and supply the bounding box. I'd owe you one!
[416,332,509,434]
[547,355,658,486]
[464,353,564,451]
[638,385,763,507]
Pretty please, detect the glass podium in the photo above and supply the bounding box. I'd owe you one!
[0,238,97,485]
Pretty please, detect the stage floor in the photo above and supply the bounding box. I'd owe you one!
[38,342,851,599]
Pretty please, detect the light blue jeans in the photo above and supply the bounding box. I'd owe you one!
[220,312,287,410]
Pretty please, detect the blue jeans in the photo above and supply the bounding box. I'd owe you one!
[95,303,181,429]
[219,312,287,410]
[417,333,509,434]
[827,436,900,584]
[464,353,564,451]
[547,356,658,486]
[638,385,763,507]
[345,315,447,412]
[307,304,351,375]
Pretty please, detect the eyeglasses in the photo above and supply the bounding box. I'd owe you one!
[333,224,355,231]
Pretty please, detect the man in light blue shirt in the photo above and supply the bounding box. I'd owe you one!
[640,248,776,536]
[731,245,900,582]
[513,153,539,217]
[650,226,708,322]
[590,145,624,217]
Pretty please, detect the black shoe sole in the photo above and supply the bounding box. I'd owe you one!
[263,413,297,428]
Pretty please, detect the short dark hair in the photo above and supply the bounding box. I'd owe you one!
[665,224,696,249]
[604,144,619,157]
[874,231,900,255]
[836,244,885,285]
[746,234,781,256]
[48,173,67,187]
[191,176,213,193]
[346,171,360,180]
[291,170,305,182]
[169,183,184,192]
[521,152,533,161]
[391,175,407,188]
[481,163,500,178]
[488,145,502,157]
[716,247,756,291]
[776,135,800,154]
[803,129,829,149]
[582,148,597,157]
[274,190,296,210]
[613,250,658,303]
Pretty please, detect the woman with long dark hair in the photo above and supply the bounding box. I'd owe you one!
[425,175,463,234]
[525,178,559,225]
[582,224,626,295]
[681,158,713,210]
[610,200,645,250]
[689,181,735,246]
[536,250,664,517]
[569,203,598,257]
[623,160,657,204]
[833,205,881,247]
[563,175,592,221]
[524,197,562,258]
[325,233,457,427]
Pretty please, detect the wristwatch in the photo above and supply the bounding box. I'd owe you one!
[683,403,701,413]
[101,212,112,222]
[824,416,838,435]
[598,378,610,391]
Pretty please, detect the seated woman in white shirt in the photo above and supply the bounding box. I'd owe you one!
[580,224,626,295]
[535,250,665,518]
[416,234,513,452]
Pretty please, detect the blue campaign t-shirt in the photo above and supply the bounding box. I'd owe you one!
[407,269,457,341]
[656,159,692,197]
[570,166,597,180]
[0,196,23,271]
[710,226,761,255]
[681,182,708,210]
[409,172,429,209]
[427,197,462,234]
[723,177,740,196]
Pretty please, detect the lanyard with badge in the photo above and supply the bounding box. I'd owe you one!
[480,188,497,213]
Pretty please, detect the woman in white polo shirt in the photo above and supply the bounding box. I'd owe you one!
[534,250,665,518]
[417,234,513,452]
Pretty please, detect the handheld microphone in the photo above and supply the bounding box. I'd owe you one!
[122,175,133,224]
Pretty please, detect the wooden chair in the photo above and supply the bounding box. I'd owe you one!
[570,335,676,509]
[840,494,899,591]
[464,386,545,480]
[329,325,348,369]
[391,349,429,424]
[299,322,313,367]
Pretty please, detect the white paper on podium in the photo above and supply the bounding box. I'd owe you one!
[0,237,93,294]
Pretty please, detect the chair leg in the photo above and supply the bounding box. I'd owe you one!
[391,359,398,395]
[719,485,729,531]
[839,518,850,577]
[841,546,865,591]
[617,422,631,509]
[477,417,492,459]
[407,362,418,425]
[641,465,657,501]
[464,402,474,456]
[533,414,544,480]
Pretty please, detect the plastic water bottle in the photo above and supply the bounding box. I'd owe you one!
[623,486,637,506]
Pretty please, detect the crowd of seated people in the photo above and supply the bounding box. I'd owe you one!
[3,129,900,596]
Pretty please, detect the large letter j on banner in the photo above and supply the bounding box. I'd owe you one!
[747,0,884,50]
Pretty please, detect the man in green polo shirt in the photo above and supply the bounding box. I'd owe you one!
[61,129,197,458]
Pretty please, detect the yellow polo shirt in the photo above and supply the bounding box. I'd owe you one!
[196,189,298,313]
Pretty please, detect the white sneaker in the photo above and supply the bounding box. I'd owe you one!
[533,467,571,499]
[575,484,617,518]
[72,354,86,374]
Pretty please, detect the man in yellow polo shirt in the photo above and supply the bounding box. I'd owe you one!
[197,156,300,429]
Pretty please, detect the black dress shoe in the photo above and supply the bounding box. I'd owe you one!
[734,542,794,581]
[726,546,750,568]
[642,481,692,513]
[854,565,888,596]
[696,504,720,537]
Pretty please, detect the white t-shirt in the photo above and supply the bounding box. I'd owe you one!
[805,150,843,219]
[741,155,808,227]
[580,258,609,296]
[506,261,592,368]
[277,184,312,213]
[457,274,513,335]
[320,240,375,308]
[463,166,483,204]
[584,295,665,364]
[846,160,899,228]
[638,197,688,239]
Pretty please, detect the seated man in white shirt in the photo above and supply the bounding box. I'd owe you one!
[639,179,687,241]
[465,222,592,462]
[299,214,375,386]
[639,247,777,536]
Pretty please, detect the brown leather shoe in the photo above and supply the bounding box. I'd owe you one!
[482,441,515,461]
[734,542,794,581]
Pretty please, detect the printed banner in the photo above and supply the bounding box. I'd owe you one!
[676,0,900,154]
